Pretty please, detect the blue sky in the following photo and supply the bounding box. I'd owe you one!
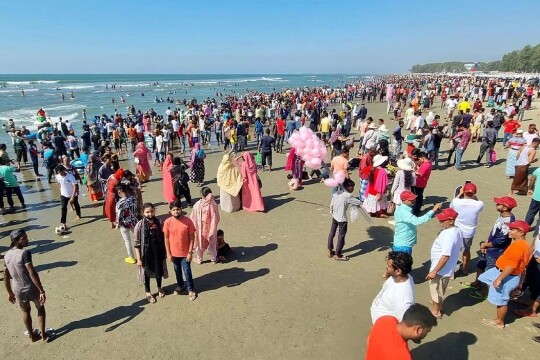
[1,0,539,74]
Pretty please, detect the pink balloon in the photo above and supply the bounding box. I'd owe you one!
[296,148,305,157]
[305,139,313,149]
[334,170,346,184]
[324,178,339,187]
[296,140,305,149]
[290,132,299,141]
[300,127,309,137]
[300,132,309,141]
[303,153,312,162]
[311,148,320,156]
[310,157,322,166]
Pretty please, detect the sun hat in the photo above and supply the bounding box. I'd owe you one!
[435,208,459,221]
[494,196,517,209]
[378,124,388,132]
[463,182,477,195]
[516,129,524,134]
[400,190,417,202]
[506,220,531,233]
[372,154,388,167]
[397,158,415,171]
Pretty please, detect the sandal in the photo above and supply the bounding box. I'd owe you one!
[469,291,487,300]
[482,318,505,329]
[431,312,443,319]
[158,290,166,298]
[328,250,335,258]
[173,286,185,296]
[188,291,197,301]
[459,281,481,290]
[333,255,349,261]
[146,294,156,304]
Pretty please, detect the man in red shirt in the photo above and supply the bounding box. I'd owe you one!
[275,117,286,153]
[412,152,432,216]
[366,303,437,360]
[163,200,197,301]
[502,114,520,147]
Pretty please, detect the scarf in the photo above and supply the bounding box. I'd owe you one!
[190,194,220,250]
[217,154,243,197]
[241,151,257,176]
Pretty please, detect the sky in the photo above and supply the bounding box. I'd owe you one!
[1,0,539,74]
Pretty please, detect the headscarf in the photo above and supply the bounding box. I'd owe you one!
[136,142,149,154]
[84,154,101,185]
[189,143,205,168]
[217,154,243,197]
[241,152,257,176]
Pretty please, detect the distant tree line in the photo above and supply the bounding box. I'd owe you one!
[410,43,540,73]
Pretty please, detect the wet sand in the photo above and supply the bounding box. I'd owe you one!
[1,98,539,359]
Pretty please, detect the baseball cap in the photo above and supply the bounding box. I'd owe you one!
[9,229,26,244]
[463,183,477,195]
[494,196,517,209]
[400,190,417,202]
[506,220,531,233]
[435,208,459,221]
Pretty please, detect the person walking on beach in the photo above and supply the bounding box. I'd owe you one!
[134,203,167,304]
[190,187,220,264]
[3,229,51,342]
[328,178,361,261]
[164,200,197,301]
[511,138,540,195]
[55,164,81,230]
[115,183,138,264]
[0,163,26,211]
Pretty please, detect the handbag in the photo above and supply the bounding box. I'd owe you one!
[387,201,396,215]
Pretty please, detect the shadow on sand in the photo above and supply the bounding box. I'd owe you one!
[411,331,477,360]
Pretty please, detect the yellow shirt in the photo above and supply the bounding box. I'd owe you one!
[320,117,331,132]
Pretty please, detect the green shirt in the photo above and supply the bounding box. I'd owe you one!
[0,166,18,187]
[533,168,540,201]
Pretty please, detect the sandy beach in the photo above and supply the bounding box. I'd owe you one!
[1,97,540,360]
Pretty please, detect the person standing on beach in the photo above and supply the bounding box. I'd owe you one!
[412,152,432,215]
[3,229,50,342]
[55,164,81,230]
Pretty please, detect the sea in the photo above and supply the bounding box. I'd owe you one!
[0,74,370,143]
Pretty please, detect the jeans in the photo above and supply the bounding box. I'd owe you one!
[180,135,186,152]
[5,186,25,207]
[119,226,135,258]
[455,148,465,169]
[255,133,262,148]
[215,131,223,145]
[172,256,195,292]
[502,132,512,147]
[60,195,81,224]
[275,134,284,152]
[526,198,540,226]
[412,186,425,215]
[327,218,348,256]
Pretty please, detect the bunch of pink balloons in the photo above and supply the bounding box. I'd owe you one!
[323,170,346,188]
[287,127,327,170]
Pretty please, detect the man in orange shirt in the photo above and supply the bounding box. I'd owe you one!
[479,220,532,329]
[365,303,437,360]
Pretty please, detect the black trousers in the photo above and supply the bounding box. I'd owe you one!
[61,195,81,224]
[5,186,25,207]
[412,186,425,215]
[327,218,348,256]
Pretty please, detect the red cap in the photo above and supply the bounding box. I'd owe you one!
[463,183,477,194]
[494,196,517,209]
[435,208,459,221]
[506,220,531,233]
[400,190,417,202]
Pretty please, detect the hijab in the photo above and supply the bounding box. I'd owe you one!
[190,143,205,168]
[241,152,257,175]
[217,154,243,197]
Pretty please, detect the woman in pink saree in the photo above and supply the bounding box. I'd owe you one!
[238,152,264,212]
[133,142,152,183]
[190,187,220,264]
[162,153,175,204]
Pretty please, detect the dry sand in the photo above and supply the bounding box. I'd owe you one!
[1,98,539,359]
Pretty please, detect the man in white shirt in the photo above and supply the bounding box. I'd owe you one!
[371,251,415,323]
[55,164,81,229]
[446,97,458,119]
[450,182,484,275]
[426,208,463,318]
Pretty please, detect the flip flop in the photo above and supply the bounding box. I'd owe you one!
[23,329,40,337]
[173,286,185,296]
[482,319,505,329]
[333,255,349,261]
[459,281,480,290]
[469,291,487,300]
[158,290,166,298]
[146,294,156,304]
[43,328,56,341]
[514,309,538,318]
[327,250,335,258]
[188,291,197,301]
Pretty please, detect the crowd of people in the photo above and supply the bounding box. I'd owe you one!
[1,73,540,357]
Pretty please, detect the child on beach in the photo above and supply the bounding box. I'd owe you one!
[217,229,233,261]
[27,140,42,179]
